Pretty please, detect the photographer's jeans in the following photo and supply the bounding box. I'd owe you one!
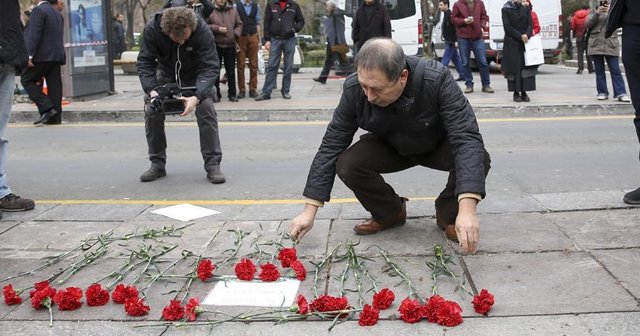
[261,37,297,95]
[144,95,222,172]
[0,64,15,198]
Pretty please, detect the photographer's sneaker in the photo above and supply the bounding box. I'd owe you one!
[0,194,35,212]
[206,166,226,184]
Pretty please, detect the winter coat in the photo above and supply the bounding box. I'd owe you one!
[351,1,391,50]
[451,0,489,40]
[112,20,127,54]
[303,56,488,202]
[571,9,589,40]
[441,9,457,43]
[207,1,242,48]
[263,0,305,41]
[531,11,540,35]
[23,1,65,64]
[586,11,619,57]
[137,11,219,102]
[324,9,346,46]
[501,1,532,75]
[0,0,28,70]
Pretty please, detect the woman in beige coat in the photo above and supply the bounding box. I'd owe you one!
[207,0,242,102]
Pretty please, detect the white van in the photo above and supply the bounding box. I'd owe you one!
[432,0,563,64]
[336,0,424,56]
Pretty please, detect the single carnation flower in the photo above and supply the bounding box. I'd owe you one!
[3,284,23,305]
[235,258,257,281]
[85,284,110,307]
[259,263,280,282]
[309,295,349,313]
[472,289,495,315]
[372,288,395,310]
[162,300,184,321]
[124,297,150,316]
[277,247,298,268]
[398,297,423,323]
[196,259,216,282]
[111,284,138,304]
[358,304,380,326]
[185,297,203,321]
[53,287,83,311]
[290,260,307,281]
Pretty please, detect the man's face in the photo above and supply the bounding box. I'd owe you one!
[55,0,64,12]
[357,67,409,107]
[438,2,447,11]
[169,28,192,45]
[117,14,124,22]
[215,0,225,6]
[364,0,375,4]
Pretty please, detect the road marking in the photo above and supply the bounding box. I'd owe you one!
[36,196,437,205]
[7,115,632,128]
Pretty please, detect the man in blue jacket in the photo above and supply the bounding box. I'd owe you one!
[0,0,37,217]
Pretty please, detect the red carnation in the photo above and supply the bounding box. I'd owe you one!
[196,259,216,282]
[291,294,309,315]
[235,258,257,281]
[111,284,138,304]
[309,295,349,313]
[433,300,463,327]
[358,304,380,326]
[422,295,445,322]
[259,263,280,282]
[85,284,110,307]
[29,281,56,310]
[472,289,495,315]
[398,297,423,323]
[124,297,150,316]
[53,287,83,311]
[290,260,306,281]
[3,284,23,305]
[372,288,395,310]
[277,247,298,268]
[185,297,203,321]
[162,300,184,321]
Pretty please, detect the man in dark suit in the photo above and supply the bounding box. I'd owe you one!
[21,0,66,125]
[351,0,391,55]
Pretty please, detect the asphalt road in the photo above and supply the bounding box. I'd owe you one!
[5,115,639,202]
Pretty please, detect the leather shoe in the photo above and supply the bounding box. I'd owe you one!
[206,165,226,184]
[513,92,522,102]
[281,92,291,99]
[435,208,458,242]
[34,109,58,125]
[140,165,166,182]
[354,198,407,235]
[312,77,327,84]
[520,92,530,102]
[249,90,258,98]
[238,91,245,99]
[255,93,271,101]
[229,96,238,102]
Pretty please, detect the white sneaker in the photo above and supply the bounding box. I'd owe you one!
[617,95,631,102]
[597,94,608,100]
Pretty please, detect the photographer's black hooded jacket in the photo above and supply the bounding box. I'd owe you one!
[137,11,220,102]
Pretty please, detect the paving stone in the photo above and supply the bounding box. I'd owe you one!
[439,314,591,336]
[463,252,638,315]
[0,222,20,235]
[591,249,640,299]
[479,194,547,214]
[236,203,339,221]
[328,219,448,257]
[0,321,162,336]
[33,204,151,222]
[135,204,243,222]
[477,213,574,253]
[335,201,436,221]
[548,209,640,249]
[0,203,57,222]
[532,190,626,211]
[578,312,640,336]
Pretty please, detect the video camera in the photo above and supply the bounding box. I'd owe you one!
[145,83,196,115]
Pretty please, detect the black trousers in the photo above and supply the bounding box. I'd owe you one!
[144,95,222,172]
[336,135,490,225]
[622,24,640,153]
[319,44,347,79]
[21,62,63,123]
[575,39,593,72]
[215,46,237,98]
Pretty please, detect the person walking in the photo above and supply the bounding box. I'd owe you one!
[586,0,630,102]
[451,0,494,94]
[501,0,534,102]
[351,0,391,55]
[438,0,464,81]
[207,0,242,102]
[112,14,127,59]
[235,0,261,99]
[572,6,593,74]
[313,1,348,84]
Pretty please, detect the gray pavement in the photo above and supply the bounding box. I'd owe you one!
[1,65,639,335]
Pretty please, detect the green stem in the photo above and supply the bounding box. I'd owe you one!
[313,243,341,297]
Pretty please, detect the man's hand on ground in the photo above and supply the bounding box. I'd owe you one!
[455,198,479,254]
[179,96,199,116]
[289,204,318,242]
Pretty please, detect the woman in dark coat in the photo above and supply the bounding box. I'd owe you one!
[501,0,534,102]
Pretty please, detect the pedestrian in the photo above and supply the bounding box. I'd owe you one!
[605,0,639,203]
[137,7,225,184]
[501,0,534,102]
[235,0,261,99]
[0,0,37,217]
[288,38,491,255]
[564,15,574,59]
[572,6,593,74]
[523,0,539,35]
[437,0,464,81]
[451,0,495,94]
[164,0,215,20]
[254,0,305,101]
[313,1,348,84]
[351,0,391,55]
[21,0,65,126]
[112,14,127,60]
[207,0,242,102]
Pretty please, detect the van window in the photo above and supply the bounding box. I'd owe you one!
[344,0,416,20]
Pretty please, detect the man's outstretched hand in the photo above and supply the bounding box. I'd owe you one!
[455,198,480,254]
[289,204,318,242]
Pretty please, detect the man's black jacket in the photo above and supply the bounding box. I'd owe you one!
[303,56,488,202]
[137,11,219,102]
[263,0,305,41]
[351,1,391,50]
[0,0,28,70]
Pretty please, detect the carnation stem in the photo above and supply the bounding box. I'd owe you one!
[176,227,222,302]
[379,249,424,303]
[312,243,341,297]
[47,305,53,328]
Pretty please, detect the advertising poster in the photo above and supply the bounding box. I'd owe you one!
[68,0,107,68]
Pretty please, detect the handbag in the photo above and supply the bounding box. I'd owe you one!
[524,35,544,66]
[330,44,349,55]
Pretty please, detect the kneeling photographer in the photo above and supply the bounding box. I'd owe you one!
[137,7,226,184]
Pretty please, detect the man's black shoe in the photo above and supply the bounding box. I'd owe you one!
[229,96,238,102]
[623,187,640,205]
[34,109,58,125]
[206,166,226,184]
[312,77,326,84]
[576,69,583,74]
[255,93,271,101]
[281,92,291,99]
[238,91,245,99]
[249,90,258,98]
[140,165,166,182]
[0,193,35,212]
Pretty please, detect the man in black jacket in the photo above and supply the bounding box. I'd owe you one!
[21,0,65,125]
[254,0,305,101]
[0,0,36,217]
[351,0,391,54]
[438,0,464,81]
[137,7,225,184]
[289,39,490,254]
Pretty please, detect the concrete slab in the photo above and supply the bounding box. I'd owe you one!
[440,314,591,336]
[135,204,244,222]
[0,321,163,336]
[532,190,626,211]
[463,252,638,315]
[33,204,151,222]
[578,312,640,336]
[0,204,58,222]
[477,213,574,253]
[548,209,640,249]
[479,194,547,214]
[591,249,640,299]
[0,221,20,235]
[235,203,339,221]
